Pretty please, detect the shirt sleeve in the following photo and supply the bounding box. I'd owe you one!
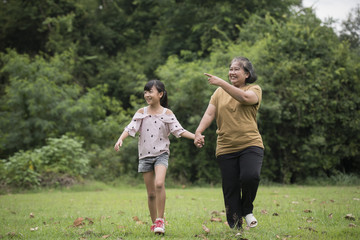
[209,87,220,106]
[124,112,146,137]
[248,85,262,108]
[160,114,185,138]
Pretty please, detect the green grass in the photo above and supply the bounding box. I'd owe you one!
[1,183,359,239]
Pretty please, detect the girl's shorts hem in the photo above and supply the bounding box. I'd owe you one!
[138,152,169,173]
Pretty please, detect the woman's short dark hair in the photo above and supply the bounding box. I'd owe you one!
[144,80,168,108]
[230,57,257,84]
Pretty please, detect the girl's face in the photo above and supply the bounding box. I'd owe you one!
[228,61,249,87]
[144,86,163,106]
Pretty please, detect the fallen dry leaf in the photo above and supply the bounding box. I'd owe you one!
[345,214,356,221]
[202,224,210,233]
[291,201,299,204]
[132,216,146,225]
[30,227,38,231]
[349,223,356,227]
[328,213,333,219]
[210,217,222,222]
[304,209,312,213]
[29,213,35,218]
[261,209,268,214]
[102,234,111,238]
[353,198,360,201]
[73,217,85,227]
[85,217,94,225]
[306,217,314,223]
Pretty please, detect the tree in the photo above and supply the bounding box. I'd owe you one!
[156,9,360,183]
[340,4,360,53]
[0,49,128,159]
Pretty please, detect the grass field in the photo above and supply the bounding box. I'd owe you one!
[0,182,359,239]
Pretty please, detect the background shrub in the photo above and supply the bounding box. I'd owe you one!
[1,135,89,189]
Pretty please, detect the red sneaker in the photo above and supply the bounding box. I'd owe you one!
[150,224,156,232]
[154,218,165,234]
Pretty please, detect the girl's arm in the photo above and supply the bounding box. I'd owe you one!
[180,130,195,140]
[114,130,129,151]
[115,107,143,151]
[195,103,216,147]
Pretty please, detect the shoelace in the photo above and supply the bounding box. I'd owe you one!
[155,219,164,228]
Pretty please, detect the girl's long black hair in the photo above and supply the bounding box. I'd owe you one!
[144,80,168,108]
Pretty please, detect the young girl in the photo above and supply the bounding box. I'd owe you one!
[114,80,195,235]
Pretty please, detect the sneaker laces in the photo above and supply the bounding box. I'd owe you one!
[155,219,164,228]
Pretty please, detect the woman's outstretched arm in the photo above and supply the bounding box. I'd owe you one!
[194,104,216,147]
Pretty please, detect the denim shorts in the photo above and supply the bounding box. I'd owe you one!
[138,152,169,173]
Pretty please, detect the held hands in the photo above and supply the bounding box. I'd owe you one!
[204,73,224,86]
[114,139,123,152]
[194,132,205,148]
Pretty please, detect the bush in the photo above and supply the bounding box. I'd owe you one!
[2,150,41,188]
[302,172,360,186]
[1,135,89,189]
[38,135,89,176]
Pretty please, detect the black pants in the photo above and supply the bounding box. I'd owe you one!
[217,146,264,229]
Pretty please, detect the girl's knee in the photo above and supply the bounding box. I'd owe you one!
[155,181,165,190]
[148,191,156,200]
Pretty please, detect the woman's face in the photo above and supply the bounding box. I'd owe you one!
[144,86,163,106]
[228,61,249,87]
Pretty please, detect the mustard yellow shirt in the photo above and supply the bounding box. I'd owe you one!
[210,85,264,157]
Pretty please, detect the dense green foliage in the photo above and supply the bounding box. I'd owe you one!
[0,0,359,187]
[1,135,89,188]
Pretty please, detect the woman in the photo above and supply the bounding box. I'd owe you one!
[194,57,264,229]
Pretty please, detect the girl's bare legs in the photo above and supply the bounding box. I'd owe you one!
[143,171,157,223]
[142,165,167,223]
[154,165,167,219]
